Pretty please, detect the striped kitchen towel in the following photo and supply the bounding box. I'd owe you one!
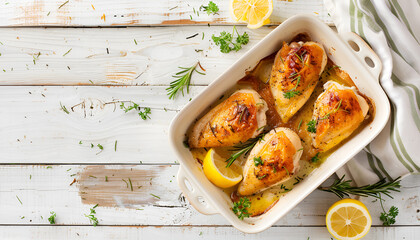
[324,0,420,186]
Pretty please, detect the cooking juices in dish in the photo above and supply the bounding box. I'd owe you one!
[186,34,375,219]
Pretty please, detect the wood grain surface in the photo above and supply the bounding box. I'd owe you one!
[0,0,332,27]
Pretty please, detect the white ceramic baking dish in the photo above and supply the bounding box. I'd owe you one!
[169,14,390,233]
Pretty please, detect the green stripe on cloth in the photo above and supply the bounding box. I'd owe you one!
[359,0,403,57]
[389,102,414,172]
[365,149,384,179]
[390,0,420,44]
[366,144,393,181]
[391,74,420,131]
[394,117,420,171]
[349,0,356,32]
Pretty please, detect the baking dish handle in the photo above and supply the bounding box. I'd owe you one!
[177,167,219,215]
[338,32,382,80]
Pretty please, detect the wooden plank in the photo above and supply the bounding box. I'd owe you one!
[0,26,272,86]
[1,226,419,239]
[0,165,419,226]
[0,86,205,164]
[0,0,332,27]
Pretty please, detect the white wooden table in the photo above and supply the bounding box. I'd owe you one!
[0,0,419,239]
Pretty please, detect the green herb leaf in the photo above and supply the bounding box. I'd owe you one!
[200,1,219,15]
[232,197,251,220]
[167,61,205,100]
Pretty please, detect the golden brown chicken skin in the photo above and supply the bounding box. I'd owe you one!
[188,89,268,148]
[311,81,369,152]
[270,41,327,123]
[237,127,302,196]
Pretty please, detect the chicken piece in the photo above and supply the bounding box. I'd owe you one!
[270,41,327,123]
[310,81,369,152]
[188,89,268,148]
[237,127,302,196]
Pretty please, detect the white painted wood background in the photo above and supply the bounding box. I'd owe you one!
[0,0,419,239]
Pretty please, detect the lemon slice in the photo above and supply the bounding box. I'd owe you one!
[326,199,372,240]
[203,148,243,188]
[230,0,273,29]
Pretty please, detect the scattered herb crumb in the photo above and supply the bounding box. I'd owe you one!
[134,39,138,45]
[60,102,70,114]
[58,0,69,9]
[150,193,160,199]
[16,195,23,205]
[63,48,72,57]
[114,140,117,152]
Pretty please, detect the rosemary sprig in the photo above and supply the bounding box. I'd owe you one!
[319,99,343,120]
[225,133,265,168]
[318,175,401,199]
[166,61,206,100]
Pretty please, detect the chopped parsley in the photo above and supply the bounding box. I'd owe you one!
[232,197,251,220]
[307,119,317,133]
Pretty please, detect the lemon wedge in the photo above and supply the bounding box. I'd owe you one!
[326,199,372,240]
[230,0,273,29]
[203,148,243,188]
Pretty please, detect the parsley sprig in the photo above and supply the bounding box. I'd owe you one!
[232,197,251,220]
[120,101,151,120]
[84,204,99,226]
[318,175,401,199]
[48,211,56,224]
[167,61,206,100]
[200,1,219,15]
[379,200,399,226]
[212,26,249,53]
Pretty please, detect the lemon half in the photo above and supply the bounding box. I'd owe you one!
[326,199,372,240]
[203,148,243,188]
[230,0,273,29]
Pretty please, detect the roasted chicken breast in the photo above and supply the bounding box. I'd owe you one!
[310,81,369,152]
[237,127,302,196]
[270,41,327,123]
[188,89,268,148]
